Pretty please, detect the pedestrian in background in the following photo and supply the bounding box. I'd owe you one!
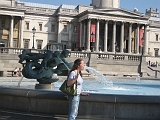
[16,68,23,77]
[148,60,150,66]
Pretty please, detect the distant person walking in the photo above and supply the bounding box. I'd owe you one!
[148,60,150,66]
[156,61,158,67]
[13,67,18,75]
[16,68,23,77]
[99,49,102,58]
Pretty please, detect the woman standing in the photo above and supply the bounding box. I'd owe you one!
[67,58,89,120]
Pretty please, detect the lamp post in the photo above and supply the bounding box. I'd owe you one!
[32,27,36,49]
[90,32,95,52]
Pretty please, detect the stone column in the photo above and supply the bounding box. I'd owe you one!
[112,21,116,52]
[120,22,124,53]
[83,22,86,48]
[96,20,99,52]
[143,24,148,55]
[19,17,24,48]
[9,16,14,47]
[18,18,21,48]
[128,23,132,54]
[86,19,91,52]
[58,20,63,43]
[79,22,83,47]
[104,20,108,52]
[136,24,140,54]
[68,23,72,48]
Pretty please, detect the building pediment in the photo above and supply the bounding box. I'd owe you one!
[78,8,149,24]
[92,8,149,19]
[105,10,143,18]
[78,8,149,20]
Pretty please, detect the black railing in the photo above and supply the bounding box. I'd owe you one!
[148,66,160,78]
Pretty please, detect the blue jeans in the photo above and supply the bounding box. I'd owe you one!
[68,94,80,120]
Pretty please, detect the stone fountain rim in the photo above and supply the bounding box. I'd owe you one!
[0,86,160,104]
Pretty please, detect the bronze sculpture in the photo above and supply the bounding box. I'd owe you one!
[18,49,73,84]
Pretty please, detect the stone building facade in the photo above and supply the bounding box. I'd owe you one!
[0,0,160,57]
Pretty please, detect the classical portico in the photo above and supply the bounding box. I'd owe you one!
[0,0,158,57]
[78,9,149,55]
[0,0,24,48]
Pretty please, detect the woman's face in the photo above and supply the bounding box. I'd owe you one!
[78,60,85,71]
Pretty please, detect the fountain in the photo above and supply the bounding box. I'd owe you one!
[0,51,160,119]
[17,49,73,89]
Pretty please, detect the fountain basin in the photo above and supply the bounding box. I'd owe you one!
[0,85,160,119]
[1,78,160,96]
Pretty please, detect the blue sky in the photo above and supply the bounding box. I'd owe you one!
[20,0,160,15]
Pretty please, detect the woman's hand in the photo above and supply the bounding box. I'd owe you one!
[81,92,89,96]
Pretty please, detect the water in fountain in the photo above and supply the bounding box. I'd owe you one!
[17,76,24,87]
[136,75,140,81]
[84,66,113,87]
[83,66,130,93]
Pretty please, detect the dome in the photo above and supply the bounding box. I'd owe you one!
[0,0,16,7]
[92,0,120,8]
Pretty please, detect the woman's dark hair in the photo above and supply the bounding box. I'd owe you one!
[69,58,83,76]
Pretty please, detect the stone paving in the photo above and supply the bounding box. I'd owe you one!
[0,109,67,120]
[0,109,106,120]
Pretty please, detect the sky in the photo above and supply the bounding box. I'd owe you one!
[20,0,160,15]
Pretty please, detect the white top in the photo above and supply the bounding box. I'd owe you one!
[68,71,83,95]
[14,68,18,72]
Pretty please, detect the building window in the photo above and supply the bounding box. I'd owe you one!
[51,24,55,32]
[47,44,51,50]
[73,26,77,33]
[37,40,42,49]
[24,39,29,49]
[154,48,159,57]
[0,40,6,47]
[13,39,17,48]
[1,20,5,28]
[148,48,150,55]
[63,25,67,32]
[156,34,159,41]
[25,22,29,30]
[14,20,19,29]
[64,44,66,49]
[39,24,42,31]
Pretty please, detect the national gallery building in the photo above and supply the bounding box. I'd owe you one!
[0,0,160,57]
